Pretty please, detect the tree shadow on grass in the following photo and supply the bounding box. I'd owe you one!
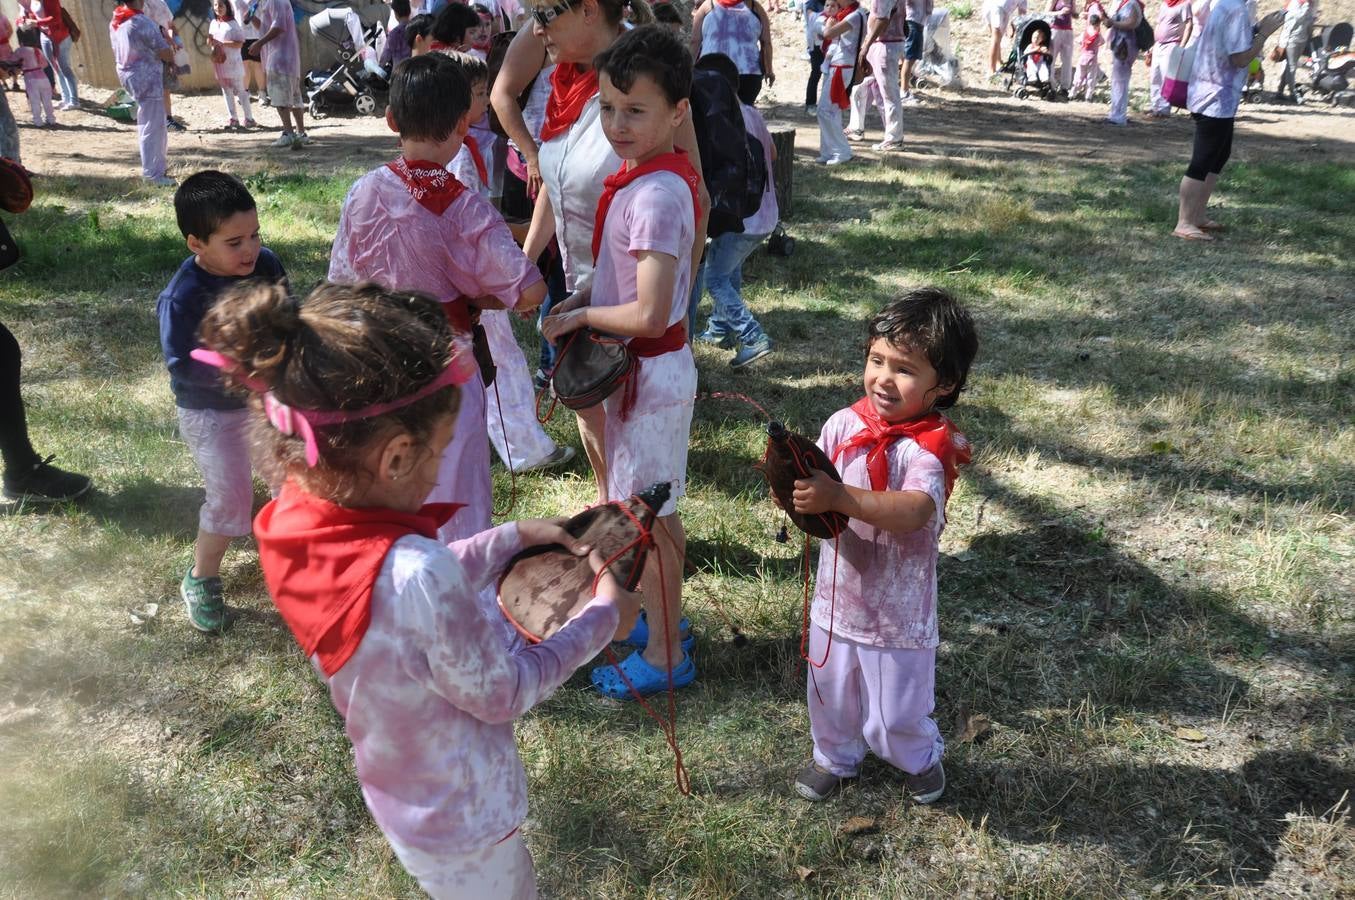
[945,750,1352,888]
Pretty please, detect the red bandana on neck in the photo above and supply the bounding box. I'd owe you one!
[591,148,701,261]
[539,63,600,144]
[715,0,746,7]
[255,482,464,677]
[111,5,142,29]
[386,156,468,215]
[831,397,971,501]
[463,134,488,187]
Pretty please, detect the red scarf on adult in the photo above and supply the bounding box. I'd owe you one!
[387,156,468,215]
[1163,0,1185,7]
[111,4,141,30]
[539,63,600,144]
[715,0,746,7]
[463,134,488,187]
[590,147,701,261]
[255,482,464,677]
[831,397,971,501]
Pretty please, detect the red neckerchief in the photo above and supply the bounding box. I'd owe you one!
[255,482,464,677]
[1163,0,1185,6]
[591,148,701,261]
[715,0,746,7]
[428,39,455,51]
[386,156,468,216]
[831,398,971,501]
[463,134,488,187]
[539,63,599,144]
[821,0,859,53]
[111,5,141,30]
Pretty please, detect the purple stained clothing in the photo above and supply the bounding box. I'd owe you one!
[258,0,300,77]
[811,406,949,649]
[700,1,763,75]
[109,12,168,101]
[904,0,932,24]
[328,165,544,537]
[1155,0,1192,45]
[872,0,909,42]
[740,104,778,235]
[1187,0,1253,117]
[590,171,695,329]
[209,18,247,84]
[1051,0,1076,29]
[322,524,620,864]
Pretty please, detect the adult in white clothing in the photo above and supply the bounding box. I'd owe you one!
[847,0,907,150]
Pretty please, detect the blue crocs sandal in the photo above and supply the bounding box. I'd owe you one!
[591,649,696,700]
[617,610,696,653]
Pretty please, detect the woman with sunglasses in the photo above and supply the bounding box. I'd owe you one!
[519,0,708,694]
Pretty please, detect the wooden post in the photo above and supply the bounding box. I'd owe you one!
[767,123,796,220]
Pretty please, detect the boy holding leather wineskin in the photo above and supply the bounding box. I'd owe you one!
[541,25,701,698]
[787,287,978,804]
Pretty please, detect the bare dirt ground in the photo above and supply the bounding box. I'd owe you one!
[10,1,1354,182]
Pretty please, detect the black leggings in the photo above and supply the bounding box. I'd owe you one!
[806,47,825,107]
[737,73,763,105]
[1186,113,1235,181]
[0,321,38,475]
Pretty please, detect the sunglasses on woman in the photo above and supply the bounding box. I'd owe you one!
[531,0,575,28]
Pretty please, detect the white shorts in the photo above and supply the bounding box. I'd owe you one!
[985,4,1010,30]
[176,406,256,537]
[265,72,303,109]
[603,346,696,517]
[395,830,538,900]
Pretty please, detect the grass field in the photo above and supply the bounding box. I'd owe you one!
[1,154,1351,898]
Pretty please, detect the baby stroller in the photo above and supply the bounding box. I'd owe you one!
[305,7,389,118]
[914,8,963,90]
[1298,22,1355,105]
[1002,14,1056,99]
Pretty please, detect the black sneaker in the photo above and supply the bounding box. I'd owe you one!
[165,116,187,133]
[2,455,93,503]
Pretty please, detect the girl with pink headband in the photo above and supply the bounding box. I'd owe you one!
[195,280,640,897]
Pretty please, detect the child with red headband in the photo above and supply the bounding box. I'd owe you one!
[196,280,640,898]
[785,287,978,805]
[541,25,700,698]
[329,53,546,547]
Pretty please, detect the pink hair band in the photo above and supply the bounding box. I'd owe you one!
[189,342,475,467]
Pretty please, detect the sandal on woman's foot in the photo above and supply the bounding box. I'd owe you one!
[1199,220,1226,232]
[591,649,696,699]
[1172,227,1214,242]
[617,610,695,652]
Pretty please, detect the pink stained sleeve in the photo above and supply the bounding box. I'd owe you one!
[327,188,359,283]
[401,556,620,724]
[898,442,947,530]
[453,194,544,309]
[625,181,688,260]
[446,522,522,592]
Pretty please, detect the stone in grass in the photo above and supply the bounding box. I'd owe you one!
[1174,725,1207,742]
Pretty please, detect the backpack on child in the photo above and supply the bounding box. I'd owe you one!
[689,67,767,238]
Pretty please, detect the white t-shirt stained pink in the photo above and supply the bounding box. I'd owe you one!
[811,406,949,649]
[588,170,695,332]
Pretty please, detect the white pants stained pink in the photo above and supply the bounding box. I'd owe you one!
[1051,28,1075,91]
[847,40,904,143]
[806,623,943,778]
[134,92,168,179]
[480,309,558,472]
[397,830,537,900]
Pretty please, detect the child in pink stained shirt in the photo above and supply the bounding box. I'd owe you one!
[787,287,978,804]
[1073,0,1105,100]
[195,280,639,899]
[542,25,701,697]
[329,53,546,546]
[15,24,54,126]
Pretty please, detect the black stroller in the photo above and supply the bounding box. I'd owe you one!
[305,7,389,118]
[1299,22,1355,106]
[1002,14,1057,99]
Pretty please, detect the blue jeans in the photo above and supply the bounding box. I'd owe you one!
[700,230,770,345]
[41,35,78,105]
[536,245,569,373]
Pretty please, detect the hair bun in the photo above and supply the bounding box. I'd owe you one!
[199,281,299,391]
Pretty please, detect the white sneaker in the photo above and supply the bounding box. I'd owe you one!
[845,129,866,142]
[901,93,921,105]
[872,139,903,151]
[294,132,313,146]
[825,155,853,166]
[271,131,295,147]
[144,175,176,187]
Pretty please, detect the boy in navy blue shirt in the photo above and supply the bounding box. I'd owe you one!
[158,170,286,633]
